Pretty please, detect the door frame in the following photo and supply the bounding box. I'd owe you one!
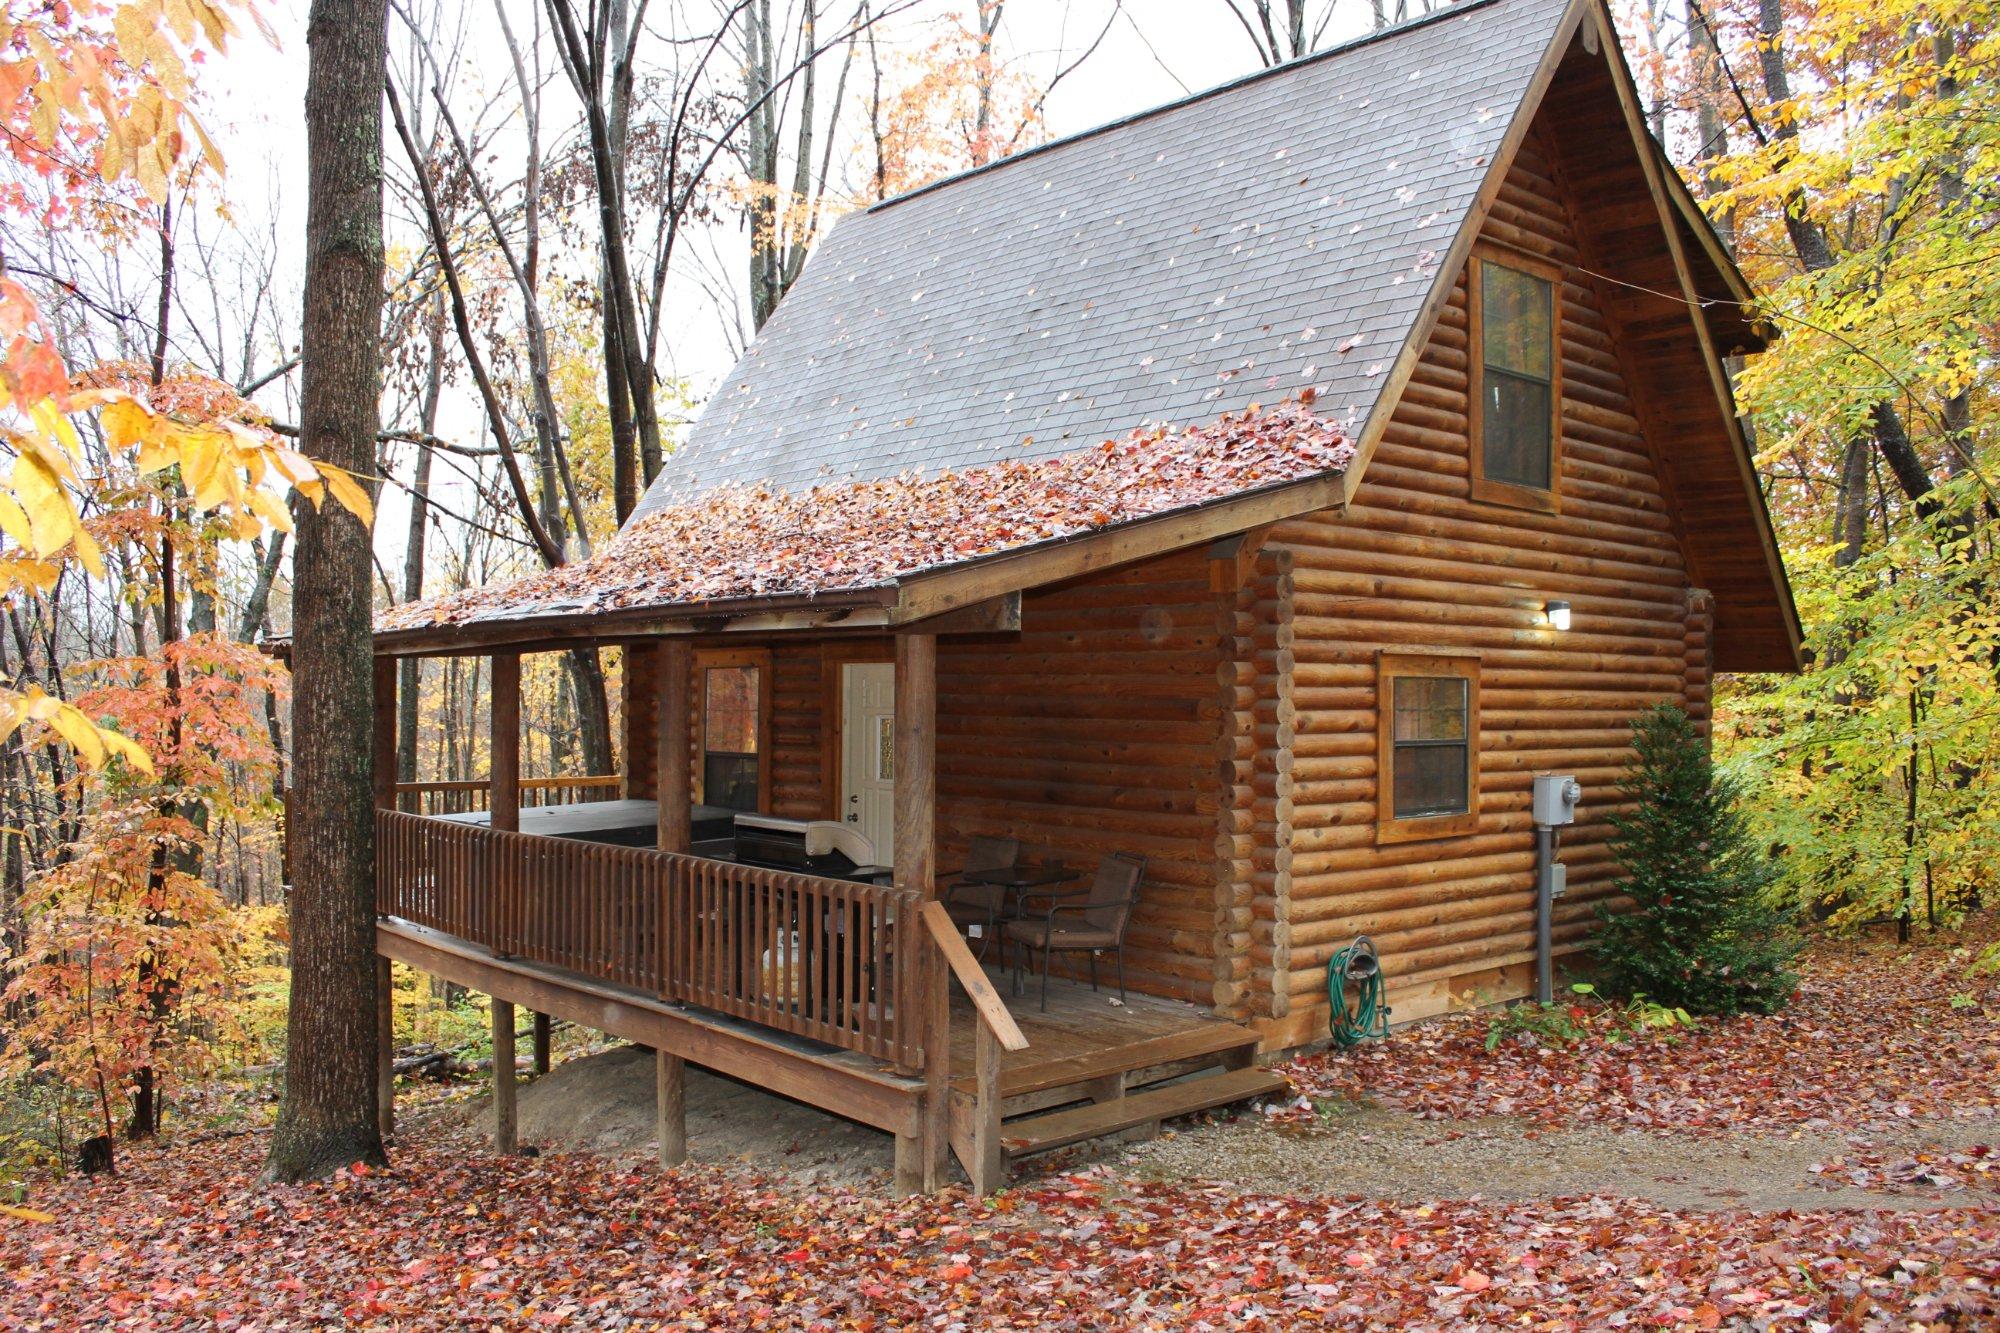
[818,641,894,822]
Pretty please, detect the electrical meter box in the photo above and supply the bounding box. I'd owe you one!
[1532,774,1583,827]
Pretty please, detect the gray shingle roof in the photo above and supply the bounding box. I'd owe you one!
[632,0,1567,521]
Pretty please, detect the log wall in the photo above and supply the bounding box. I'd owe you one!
[731,550,1223,1006]
[1256,126,1713,1044]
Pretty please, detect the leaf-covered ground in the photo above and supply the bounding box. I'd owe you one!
[1284,927,2000,1135]
[6,928,1996,1329]
[3,1130,1996,1330]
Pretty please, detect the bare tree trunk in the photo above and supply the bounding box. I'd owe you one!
[262,0,391,1185]
[397,288,443,786]
[546,0,661,517]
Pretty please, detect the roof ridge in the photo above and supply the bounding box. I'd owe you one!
[867,0,1508,216]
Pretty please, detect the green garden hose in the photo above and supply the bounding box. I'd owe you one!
[1327,935,1390,1047]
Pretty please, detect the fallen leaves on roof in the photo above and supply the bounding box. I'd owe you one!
[377,397,1351,633]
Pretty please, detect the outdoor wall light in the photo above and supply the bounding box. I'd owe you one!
[1544,600,1572,632]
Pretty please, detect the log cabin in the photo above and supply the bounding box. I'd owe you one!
[353,0,1801,1193]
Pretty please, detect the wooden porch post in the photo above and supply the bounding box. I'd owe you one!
[490,654,521,962]
[490,654,522,834]
[372,656,396,1138]
[654,641,690,1167]
[480,648,520,1128]
[656,640,691,854]
[492,997,517,1154]
[893,631,945,1194]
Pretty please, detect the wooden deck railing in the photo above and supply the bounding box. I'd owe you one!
[392,774,621,816]
[375,809,923,1066]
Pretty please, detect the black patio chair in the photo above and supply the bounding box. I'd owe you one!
[1004,853,1144,1011]
[939,835,1021,960]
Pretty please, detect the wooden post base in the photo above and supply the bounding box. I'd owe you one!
[492,998,517,1154]
[893,1132,925,1197]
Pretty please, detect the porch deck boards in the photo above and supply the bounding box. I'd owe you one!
[948,968,1258,1100]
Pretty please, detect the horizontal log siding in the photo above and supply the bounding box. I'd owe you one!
[936,551,1221,1006]
[770,645,830,821]
[725,551,1221,1007]
[1269,133,1700,1029]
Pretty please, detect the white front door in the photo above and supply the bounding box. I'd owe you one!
[840,662,896,865]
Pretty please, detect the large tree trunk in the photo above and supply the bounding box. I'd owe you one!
[262,0,391,1184]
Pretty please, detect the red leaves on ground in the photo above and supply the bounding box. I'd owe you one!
[1284,930,2000,1134]
[379,400,1352,631]
[3,1134,1995,1330]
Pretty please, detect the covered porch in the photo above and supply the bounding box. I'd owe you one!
[366,583,1280,1194]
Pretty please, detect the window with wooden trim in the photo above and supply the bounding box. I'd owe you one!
[1376,653,1480,843]
[695,649,772,813]
[1468,248,1561,512]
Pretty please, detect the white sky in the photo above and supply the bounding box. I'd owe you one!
[191,1,1410,588]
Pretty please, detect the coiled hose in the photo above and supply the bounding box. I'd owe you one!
[1327,935,1389,1047]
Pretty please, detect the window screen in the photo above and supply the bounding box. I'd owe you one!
[1480,262,1554,492]
[701,665,761,812]
[1391,675,1470,819]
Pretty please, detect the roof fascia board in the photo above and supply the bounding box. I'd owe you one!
[371,587,899,658]
[1333,0,1593,506]
[1653,144,1761,312]
[1582,0,1804,669]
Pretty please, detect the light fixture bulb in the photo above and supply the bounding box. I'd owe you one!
[1545,600,1571,632]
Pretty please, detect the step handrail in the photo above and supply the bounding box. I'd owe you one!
[921,900,1025,1196]
[920,900,1027,1052]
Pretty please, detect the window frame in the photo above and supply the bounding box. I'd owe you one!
[693,647,773,814]
[1466,243,1564,515]
[1375,651,1482,845]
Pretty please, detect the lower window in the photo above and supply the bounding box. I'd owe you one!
[1377,653,1480,842]
[697,654,769,813]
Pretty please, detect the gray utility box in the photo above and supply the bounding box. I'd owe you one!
[1532,773,1583,827]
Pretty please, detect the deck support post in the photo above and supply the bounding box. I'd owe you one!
[656,1050,686,1167]
[657,641,691,853]
[371,657,396,1137]
[375,955,395,1139]
[894,631,947,1191]
[532,1012,552,1075]
[492,997,518,1153]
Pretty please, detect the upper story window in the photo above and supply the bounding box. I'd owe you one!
[1469,249,1561,512]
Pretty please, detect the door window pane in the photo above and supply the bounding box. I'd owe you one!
[702,665,760,811]
[1480,261,1554,493]
[1392,675,1470,819]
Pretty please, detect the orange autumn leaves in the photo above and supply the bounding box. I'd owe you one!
[0,0,371,771]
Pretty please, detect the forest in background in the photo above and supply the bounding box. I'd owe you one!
[0,0,1994,1170]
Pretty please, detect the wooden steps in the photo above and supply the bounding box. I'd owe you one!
[999,1066,1288,1158]
[951,1022,1258,1102]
